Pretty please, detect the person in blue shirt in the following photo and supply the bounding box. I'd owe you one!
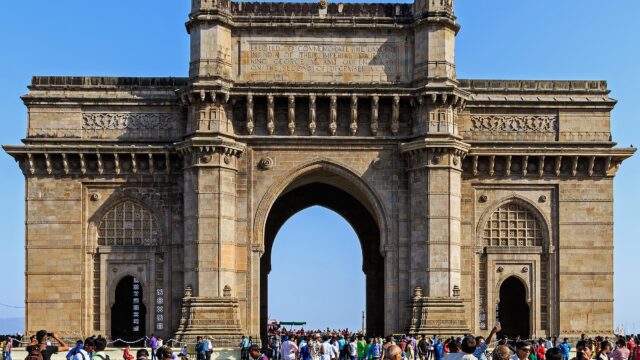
[433,339,444,360]
[367,338,382,360]
[473,324,502,360]
[66,340,84,360]
[558,339,572,360]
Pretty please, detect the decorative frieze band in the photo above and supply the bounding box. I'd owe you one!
[470,115,557,133]
[82,113,175,130]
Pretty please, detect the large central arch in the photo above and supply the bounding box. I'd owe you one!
[256,161,387,341]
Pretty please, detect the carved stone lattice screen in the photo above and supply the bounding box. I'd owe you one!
[98,201,159,246]
[483,203,543,247]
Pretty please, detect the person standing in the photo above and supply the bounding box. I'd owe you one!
[432,339,443,360]
[72,337,93,360]
[3,337,12,360]
[92,336,108,360]
[282,336,299,360]
[27,330,70,360]
[611,339,631,360]
[241,336,251,360]
[367,338,381,360]
[309,335,323,360]
[150,335,158,360]
[2,337,12,360]
[196,337,206,360]
[558,339,572,360]
[273,337,282,360]
[249,345,269,360]
[510,342,531,360]
[322,337,334,360]
[348,337,358,360]
[357,336,366,360]
[205,337,213,360]
[598,341,612,360]
[418,336,429,360]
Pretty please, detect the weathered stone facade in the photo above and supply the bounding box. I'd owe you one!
[3,0,634,343]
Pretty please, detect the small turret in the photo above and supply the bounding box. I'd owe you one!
[412,0,459,86]
[413,0,454,19]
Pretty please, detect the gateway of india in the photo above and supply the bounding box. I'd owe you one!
[4,0,635,344]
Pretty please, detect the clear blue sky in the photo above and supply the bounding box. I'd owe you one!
[1,1,639,334]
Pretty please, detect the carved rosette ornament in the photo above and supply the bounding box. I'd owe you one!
[259,157,274,170]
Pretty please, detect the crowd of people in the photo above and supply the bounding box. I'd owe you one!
[8,327,640,360]
[250,326,640,360]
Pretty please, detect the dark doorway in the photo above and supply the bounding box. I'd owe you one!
[498,276,530,339]
[111,276,146,342]
[261,182,384,343]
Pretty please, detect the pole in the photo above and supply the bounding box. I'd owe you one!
[361,311,365,334]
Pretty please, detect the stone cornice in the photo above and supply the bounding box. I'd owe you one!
[400,137,470,156]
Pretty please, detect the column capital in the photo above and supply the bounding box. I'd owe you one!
[175,137,245,169]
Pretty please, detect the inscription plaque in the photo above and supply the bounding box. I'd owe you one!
[239,41,401,83]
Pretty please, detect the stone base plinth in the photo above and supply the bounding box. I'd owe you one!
[175,296,244,347]
[408,289,470,336]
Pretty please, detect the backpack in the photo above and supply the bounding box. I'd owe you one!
[25,345,44,360]
[95,354,111,360]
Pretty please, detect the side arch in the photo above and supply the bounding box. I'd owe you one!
[253,158,390,255]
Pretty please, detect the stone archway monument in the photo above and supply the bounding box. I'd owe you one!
[3,0,635,343]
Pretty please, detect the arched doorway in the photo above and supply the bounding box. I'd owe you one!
[498,276,530,339]
[112,276,147,342]
[261,181,384,342]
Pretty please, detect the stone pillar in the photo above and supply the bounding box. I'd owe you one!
[175,139,245,345]
[401,91,470,335]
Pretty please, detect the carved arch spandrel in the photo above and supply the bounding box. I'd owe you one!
[252,158,390,256]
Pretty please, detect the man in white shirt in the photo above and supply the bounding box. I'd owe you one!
[331,339,339,360]
[281,336,299,360]
[348,337,358,360]
[322,338,333,360]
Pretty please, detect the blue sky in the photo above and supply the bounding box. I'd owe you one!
[1,1,639,333]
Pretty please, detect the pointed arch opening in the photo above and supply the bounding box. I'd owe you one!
[258,162,387,341]
[497,276,530,339]
[111,275,147,342]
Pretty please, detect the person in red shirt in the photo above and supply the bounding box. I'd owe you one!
[535,339,546,360]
